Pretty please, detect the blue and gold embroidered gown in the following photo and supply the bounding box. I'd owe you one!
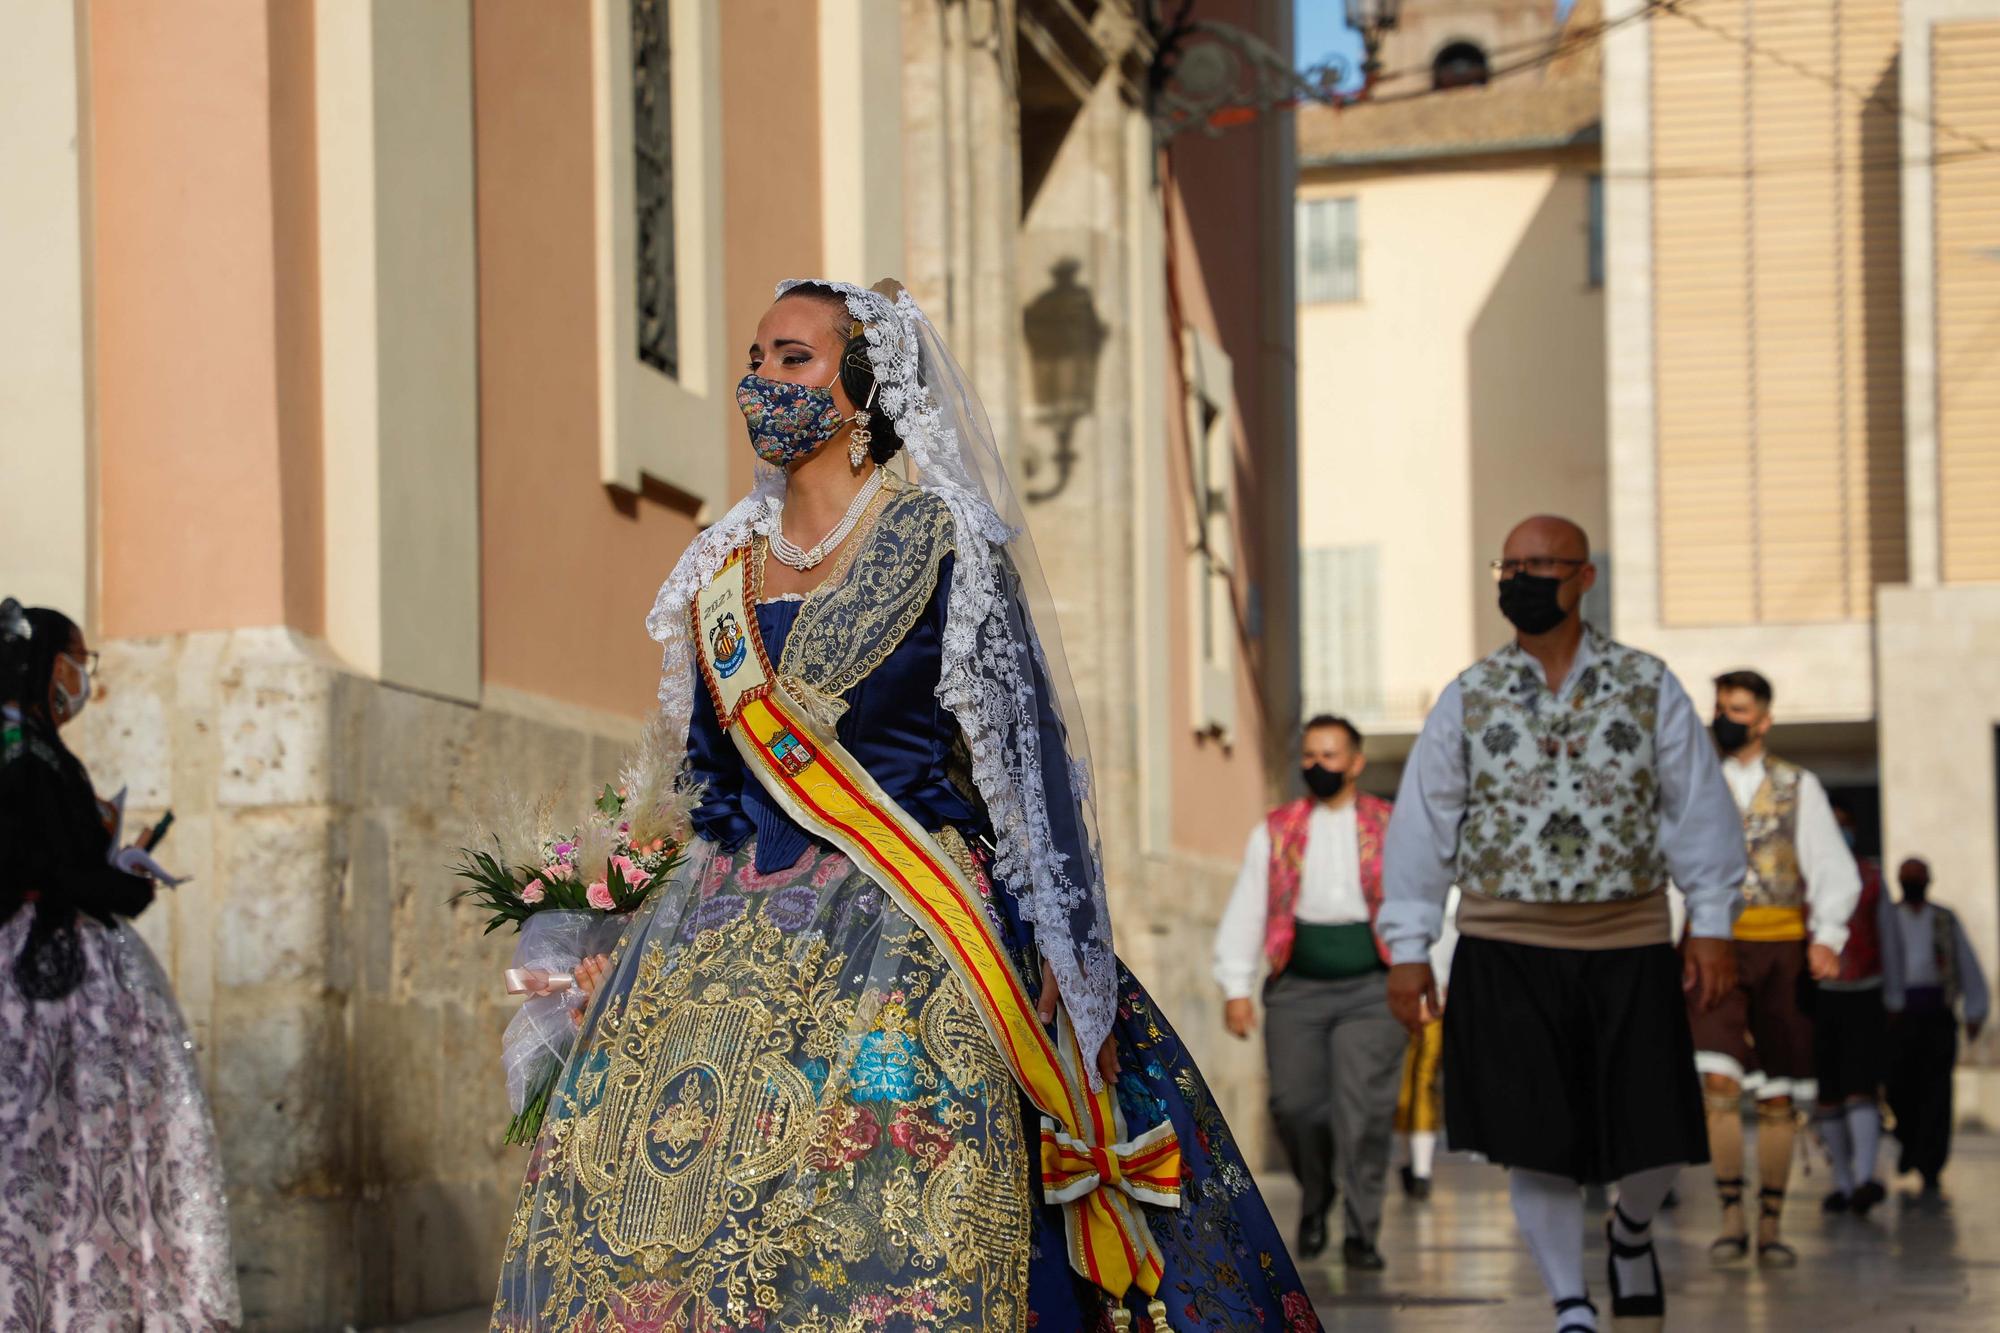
[491,489,1320,1332]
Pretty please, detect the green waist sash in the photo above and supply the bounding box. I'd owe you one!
[1288,922,1384,980]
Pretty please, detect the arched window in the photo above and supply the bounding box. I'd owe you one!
[1432,41,1490,90]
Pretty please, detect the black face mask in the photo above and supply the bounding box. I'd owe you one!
[1497,573,1568,636]
[1302,765,1347,800]
[1901,876,1930,902]
[1711,716,1752,754]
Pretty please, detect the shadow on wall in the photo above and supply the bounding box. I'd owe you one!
[1465,172,1608,653]
[1860,55,1910,595]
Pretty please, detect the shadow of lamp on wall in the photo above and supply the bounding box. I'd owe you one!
[1021,259,1109,504]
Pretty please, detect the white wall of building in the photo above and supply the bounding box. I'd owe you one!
[1297,162,1604,731]
[0,1,92,624]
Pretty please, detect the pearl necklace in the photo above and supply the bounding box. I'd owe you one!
[770,468,888,571]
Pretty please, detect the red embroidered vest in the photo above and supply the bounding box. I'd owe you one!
[1263,792,1392,973]
[1836,858,1884,984]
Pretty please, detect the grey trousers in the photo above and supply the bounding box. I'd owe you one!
[1264,968,1409,1244]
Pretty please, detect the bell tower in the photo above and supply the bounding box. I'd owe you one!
[1373,0,1566,93]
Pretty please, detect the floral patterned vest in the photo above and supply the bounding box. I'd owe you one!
[1738,757,1805,911]
[1263,792,1392,971]
[1454,628,1669,905]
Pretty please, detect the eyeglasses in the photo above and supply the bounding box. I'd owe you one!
[1489,557,1586,582]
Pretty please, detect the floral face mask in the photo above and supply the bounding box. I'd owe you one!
[736,371,848,467]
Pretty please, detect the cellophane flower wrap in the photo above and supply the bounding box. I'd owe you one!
[450,711,702,1144]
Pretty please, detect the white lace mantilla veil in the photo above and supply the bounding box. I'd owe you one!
[644,278,1118,1077]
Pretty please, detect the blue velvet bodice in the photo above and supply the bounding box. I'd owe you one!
[687,554,981,872]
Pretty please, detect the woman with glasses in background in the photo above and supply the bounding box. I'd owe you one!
[0,599,238,1329]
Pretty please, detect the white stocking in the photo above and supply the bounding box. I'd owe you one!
[1411,1131,1438,1179]
[1510,1169,1594,1331]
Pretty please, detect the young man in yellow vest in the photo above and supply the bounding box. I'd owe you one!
[1213,715,1402,1270]
[1693,669,1860,1266]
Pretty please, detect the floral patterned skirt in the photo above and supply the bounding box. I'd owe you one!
[491,839,1319,1332]
[0,910,240,1332]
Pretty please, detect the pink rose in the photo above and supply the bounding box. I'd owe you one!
[613,855,650,889]
[520,879,546,905]
[586,880,615,911]
[546,862,575,883]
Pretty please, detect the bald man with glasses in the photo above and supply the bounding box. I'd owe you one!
[1378,515,1747,1333]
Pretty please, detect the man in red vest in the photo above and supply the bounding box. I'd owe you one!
[1214,714,1402,1270]
[1812,803,1901,1217]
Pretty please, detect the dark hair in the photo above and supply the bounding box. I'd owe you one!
[0,603,81,724]
[1713,669,1773,705]
[1303,713,1364,751]
[782,283,907,465]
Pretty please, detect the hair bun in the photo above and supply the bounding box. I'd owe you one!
[869,278,908,303]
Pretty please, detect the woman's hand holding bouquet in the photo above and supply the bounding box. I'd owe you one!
[449,713,701,1145]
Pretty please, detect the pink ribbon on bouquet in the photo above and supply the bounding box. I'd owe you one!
[504,968,576,997]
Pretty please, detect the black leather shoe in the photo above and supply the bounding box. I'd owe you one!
[1402,1167,1433,1201]
[1822,1189,1851,1214]
[1342,1237,1386,1270]
[1605,1204,1665,1318]
[1850,1180,1887,1215]
[1297,1210,1329,1259]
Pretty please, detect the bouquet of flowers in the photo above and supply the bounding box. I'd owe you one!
[450,710,702,1144]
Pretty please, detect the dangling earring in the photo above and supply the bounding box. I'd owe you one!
[847,377,880,469]
[848,411,872,469]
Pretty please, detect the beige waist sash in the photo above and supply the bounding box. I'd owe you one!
[1455,889,1673,951]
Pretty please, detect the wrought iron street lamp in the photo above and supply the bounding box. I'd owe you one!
[1344,0,1403,94]
[1144,0,1400,144]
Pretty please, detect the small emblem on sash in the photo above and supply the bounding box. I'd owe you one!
[770,730,814,776]
[710,612,747,678]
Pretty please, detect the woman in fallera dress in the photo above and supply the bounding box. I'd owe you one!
[0,601,239,1331]
[490,280,1319,1332]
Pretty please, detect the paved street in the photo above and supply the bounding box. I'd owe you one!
[1273,1133,2000,1330]
[375,1134,2000,1331]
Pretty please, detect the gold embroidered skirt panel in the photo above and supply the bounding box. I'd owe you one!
[490,839,1032,1332]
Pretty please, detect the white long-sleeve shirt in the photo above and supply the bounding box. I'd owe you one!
[1377,642,1748,966]
[1719,754,1861,954]
[1212,803,1368,1000]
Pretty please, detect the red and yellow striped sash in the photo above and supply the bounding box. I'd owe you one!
[692,550,1180,1299]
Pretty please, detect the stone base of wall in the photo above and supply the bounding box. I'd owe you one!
[1115,853,1278,1174]
[76,629,635,1330]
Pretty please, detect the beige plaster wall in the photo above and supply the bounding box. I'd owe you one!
[1876,584,2000,1066]
[1297,160,1605,731]
[317,0,480,702]
[0,0,93,624]
[818,0,903,281]
[89,0,312,639]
